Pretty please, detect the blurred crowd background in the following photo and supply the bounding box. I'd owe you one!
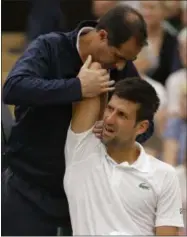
[2,0,187,234]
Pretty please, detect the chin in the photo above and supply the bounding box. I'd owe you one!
[101,136,112,145]
[102,135,117,146]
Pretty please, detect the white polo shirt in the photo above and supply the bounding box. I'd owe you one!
[64,127,184,235]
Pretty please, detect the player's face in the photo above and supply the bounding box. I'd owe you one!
[93,30,142,70]
[102,95,149,148]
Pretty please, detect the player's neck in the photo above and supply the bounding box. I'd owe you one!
[107,143,140,165]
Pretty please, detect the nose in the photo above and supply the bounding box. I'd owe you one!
[105,112,116,125]
[116,61,126,71]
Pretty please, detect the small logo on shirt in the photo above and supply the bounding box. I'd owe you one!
[180,208,185,214]
[139,182,150,190]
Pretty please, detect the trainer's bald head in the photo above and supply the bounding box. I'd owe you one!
[96,4,148,48]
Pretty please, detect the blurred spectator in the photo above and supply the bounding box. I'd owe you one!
[119,1,140,10]
[92,0,141,20]
[181,0,187,27]
[61,0,95,32]
[92,0,118,19]
[138,1,180,85]
[162,83,187,166]
[143,74,167,132]
[163,1,183,31]
[27,0,63,42]
[176,151,187,235]
[142,74,167,157]
[166,27,187,115]
[134,59,167,157]
[10,0,63,54]
[171,1,187,72]
[10,0,95,53]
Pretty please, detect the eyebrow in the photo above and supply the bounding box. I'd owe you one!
[118,109,129,118]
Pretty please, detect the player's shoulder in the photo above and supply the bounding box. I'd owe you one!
[66,126,101,149]
[147,154,176,176]
[65,126,102,166]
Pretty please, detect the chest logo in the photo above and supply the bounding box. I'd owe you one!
[139,182,150,190]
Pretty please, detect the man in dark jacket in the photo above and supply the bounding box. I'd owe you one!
[1,103,13,172]
[2,5,149,236]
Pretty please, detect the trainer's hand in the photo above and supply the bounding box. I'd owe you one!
[77,55,115,98]
[93,120,104,139]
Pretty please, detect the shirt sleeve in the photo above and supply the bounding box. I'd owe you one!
[155,167,184,227]
[65,125,100,167]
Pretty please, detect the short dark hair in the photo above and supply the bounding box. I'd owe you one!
[96,4,147,48]
[113,77,160,122]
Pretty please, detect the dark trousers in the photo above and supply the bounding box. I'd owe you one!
[1,169,72,236]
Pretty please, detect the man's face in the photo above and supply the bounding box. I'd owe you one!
[102,95,149,148]
[93,30,142,70]
[140,1,165,27]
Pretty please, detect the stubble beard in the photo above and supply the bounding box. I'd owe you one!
[101,136,125,149]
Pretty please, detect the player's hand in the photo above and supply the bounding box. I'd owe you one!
[77,55,115,98]
[93,120,104,139]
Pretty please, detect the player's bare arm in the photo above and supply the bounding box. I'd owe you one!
[71,56,114,133]
[156,226,179,236]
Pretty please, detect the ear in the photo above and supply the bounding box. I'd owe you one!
[98,29,108,41]
[135,120,149,137]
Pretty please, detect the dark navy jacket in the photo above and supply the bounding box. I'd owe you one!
[3,21,145,219]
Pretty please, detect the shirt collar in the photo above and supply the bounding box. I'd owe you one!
[130,143,150,173]
[76,27,95,54]
[101,142,150,173]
